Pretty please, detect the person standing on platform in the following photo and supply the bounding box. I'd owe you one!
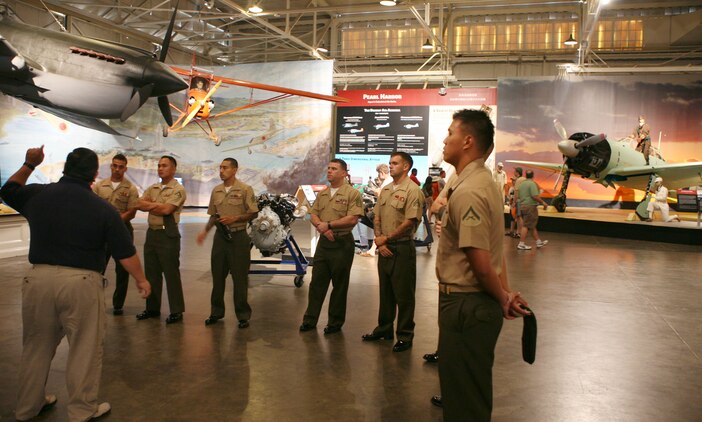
[300,159,363,334]
[197,158,259,328]
[136,156,187,324]
[516,170,549,250]
[493,162,507,204]
[632,115,651,165]
[362,152,424,352]
[435,109,530,421]
[93,153,139,316]
[1,146,150,422]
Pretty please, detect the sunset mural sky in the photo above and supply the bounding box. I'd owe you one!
[496,76,702,202]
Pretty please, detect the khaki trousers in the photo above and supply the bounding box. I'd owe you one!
[15,265,105,422]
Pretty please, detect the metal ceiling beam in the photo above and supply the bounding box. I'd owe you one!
[216,0,322,60]
[16,0,210,62]
[560,64,702,74]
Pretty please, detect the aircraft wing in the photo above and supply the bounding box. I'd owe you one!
[505,160,566,174]
[170,65,349,103]
[222,143,252,152]
[31,104,136,139]
[607,162,702,187]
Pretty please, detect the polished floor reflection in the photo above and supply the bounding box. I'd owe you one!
[1,217,701,421]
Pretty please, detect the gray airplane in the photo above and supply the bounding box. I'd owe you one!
[0,3,187,137]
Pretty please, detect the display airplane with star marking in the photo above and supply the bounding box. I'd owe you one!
[507,120,702,219]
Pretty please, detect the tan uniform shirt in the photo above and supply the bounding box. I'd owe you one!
[206,180,259,230]
[312,183,363,236]
[93,178,139,214]
[374,177,424,240]
[141,179,187,226]
[436,159,504,292]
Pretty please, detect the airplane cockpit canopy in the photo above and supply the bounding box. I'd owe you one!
[190,76,209,91]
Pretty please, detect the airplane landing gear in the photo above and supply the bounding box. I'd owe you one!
[552,172,571,212]
[635,174,658,220]
[162,124,169,138]
[212,135,221,146]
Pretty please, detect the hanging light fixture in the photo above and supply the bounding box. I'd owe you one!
[316,43,329,53]
[380,0,397,6]
[422,38,433,50]
[564,34,578,46]
[248,2,263,13]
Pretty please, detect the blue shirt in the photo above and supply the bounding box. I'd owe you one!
[0,176,136,273]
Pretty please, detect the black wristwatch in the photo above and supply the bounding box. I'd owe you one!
[23,162,36,171]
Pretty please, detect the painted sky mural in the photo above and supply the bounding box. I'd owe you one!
[0,60,335,208]
[496,75,702,202]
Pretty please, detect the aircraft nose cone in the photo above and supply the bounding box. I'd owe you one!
[558,140,580,158]
[144,61,188,96]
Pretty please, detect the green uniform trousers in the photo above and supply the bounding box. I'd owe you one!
[303,234,355,328]
[210,230,252,320]
[438,291,503,422]
[373,240,416,342]
[144,228,185,314]
[105,222,133,310]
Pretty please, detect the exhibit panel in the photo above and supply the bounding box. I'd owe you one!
[335,88,497,182]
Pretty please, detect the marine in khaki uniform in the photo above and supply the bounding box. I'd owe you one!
[93,153,139,315]
[196,158,259,328]
[299,159,363,334]
[362,152,424,353]
[136,156,187,324]
[435,109,530,421]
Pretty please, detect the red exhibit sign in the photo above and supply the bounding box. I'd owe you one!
[337,88,496,107]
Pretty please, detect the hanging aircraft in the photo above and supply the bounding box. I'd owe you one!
[506,120,702,219]
[162,62,349,146]
[0,3,187,138]
[222,119,282,155]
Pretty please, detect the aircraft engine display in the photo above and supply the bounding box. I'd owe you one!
[248,193,301,256]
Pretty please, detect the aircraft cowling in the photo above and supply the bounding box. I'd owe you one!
[248,193,300,256]
[564,132,611,178]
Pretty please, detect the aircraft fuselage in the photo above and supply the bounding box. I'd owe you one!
[0,17,185,118]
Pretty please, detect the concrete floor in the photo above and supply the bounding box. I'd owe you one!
[1,217,701,421]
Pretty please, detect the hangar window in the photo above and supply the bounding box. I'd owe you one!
[455,22,579,52]
[591,20,643,50]
[340,21,439,57]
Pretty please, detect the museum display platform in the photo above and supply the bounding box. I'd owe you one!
[507,206,701,246]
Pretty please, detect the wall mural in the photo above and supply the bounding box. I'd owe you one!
[0,60,335,208]
[496,75,702,207]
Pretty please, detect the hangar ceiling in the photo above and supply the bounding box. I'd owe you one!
[4,0,702,87]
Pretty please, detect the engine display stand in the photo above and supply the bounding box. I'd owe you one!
[249,234,309,287]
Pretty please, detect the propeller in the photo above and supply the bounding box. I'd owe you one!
[181,80,222,128]
[157,0,179,127]
[554,119,568,141]
[576,133,606,149]
[120,84,153,121]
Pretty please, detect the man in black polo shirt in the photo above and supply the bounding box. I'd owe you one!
[0,146,151,422]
